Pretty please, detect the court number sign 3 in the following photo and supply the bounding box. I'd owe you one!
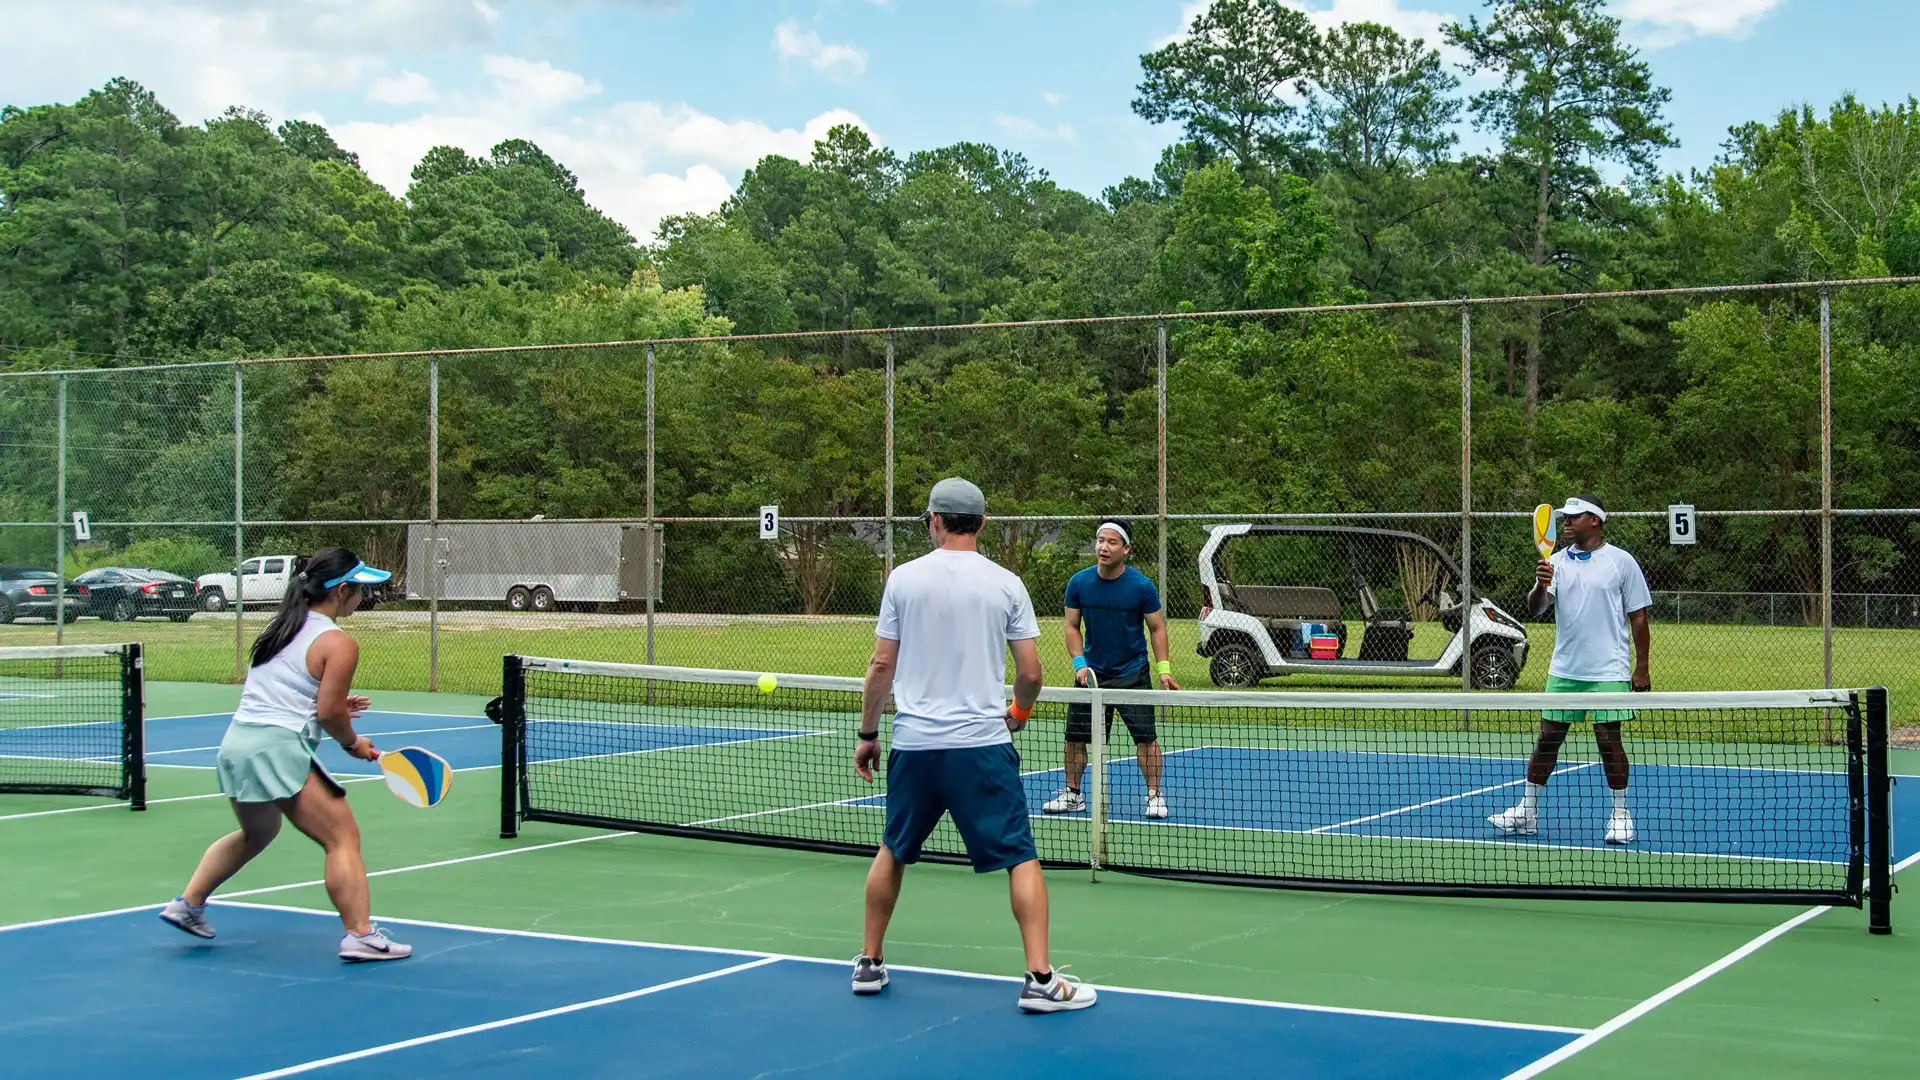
[759,506,779,540]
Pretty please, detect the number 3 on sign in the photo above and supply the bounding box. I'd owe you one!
[759,505,779,540]
[1668,505,1696,546]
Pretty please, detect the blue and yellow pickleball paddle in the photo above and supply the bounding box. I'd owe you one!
[379,746,452,808]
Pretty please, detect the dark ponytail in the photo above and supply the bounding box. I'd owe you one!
[249,547,361,668]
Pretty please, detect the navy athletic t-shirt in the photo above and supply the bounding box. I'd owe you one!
[1063,566,1162,678]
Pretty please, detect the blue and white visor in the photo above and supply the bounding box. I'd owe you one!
[322,561,392,589]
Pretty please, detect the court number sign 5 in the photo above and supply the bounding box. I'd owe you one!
[1669,505,1697,546]
[759,506,779,540]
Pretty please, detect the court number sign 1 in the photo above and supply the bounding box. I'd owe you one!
[1668,505,1697,546]
[759,505,779,540]
[71,511,91,542]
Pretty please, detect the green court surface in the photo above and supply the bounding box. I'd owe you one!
[3,681,1915,1078]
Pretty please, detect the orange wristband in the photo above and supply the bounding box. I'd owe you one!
[1008,702,1033,722]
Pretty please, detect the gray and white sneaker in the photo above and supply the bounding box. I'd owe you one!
[1018,970,1097,1013]
[1041,790,1086,815]
[339,925,412,962]
[158,897,215,939]
[851,954,889,995]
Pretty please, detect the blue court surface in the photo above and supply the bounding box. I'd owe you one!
[1,903,1584,1079]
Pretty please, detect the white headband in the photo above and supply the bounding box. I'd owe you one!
[1097,521,1131,546]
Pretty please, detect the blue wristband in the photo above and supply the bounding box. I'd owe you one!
[1071,655,1089,672]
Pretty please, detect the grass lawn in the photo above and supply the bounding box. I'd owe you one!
[4,612,1914,725]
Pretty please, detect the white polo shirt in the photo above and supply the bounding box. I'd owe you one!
[876,548,1041,750]
[1545,543,1652,682]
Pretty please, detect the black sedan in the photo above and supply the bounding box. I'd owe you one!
[74,568,198,623]
[0,566,88,624]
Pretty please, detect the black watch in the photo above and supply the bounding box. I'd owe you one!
[857,730,879,742]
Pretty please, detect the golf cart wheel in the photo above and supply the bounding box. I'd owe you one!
[506,587,532,611]
[530,587,557,613]
[1208,643,1265,689]
[1469,641,1521,690]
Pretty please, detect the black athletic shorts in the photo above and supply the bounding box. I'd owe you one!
[1065,664,1158,745]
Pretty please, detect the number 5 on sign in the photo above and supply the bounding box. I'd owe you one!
[759,506,779,540]
[1669,505,1697,546]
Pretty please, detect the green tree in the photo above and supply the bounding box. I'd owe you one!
[1133,0,1321,170]
[1446,0,1674,424]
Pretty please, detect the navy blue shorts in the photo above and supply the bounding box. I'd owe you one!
[883,744,1039,873]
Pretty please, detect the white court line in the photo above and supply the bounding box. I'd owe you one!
[1306,763,1599,834]
[216,901,1589,1036]
[1500,847,1920,1080]
[1189,744,1866,778]
[229,956,783,1080]
[524,729,832,768]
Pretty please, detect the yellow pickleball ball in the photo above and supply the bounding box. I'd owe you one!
[757,673,778,694]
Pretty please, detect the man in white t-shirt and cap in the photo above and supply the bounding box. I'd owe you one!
[849,476,1096,1014]
[1489,493,1652,845]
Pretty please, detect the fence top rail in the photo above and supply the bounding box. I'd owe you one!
[5,274,1919,377]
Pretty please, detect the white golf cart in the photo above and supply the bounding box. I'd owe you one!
[1195,523,1530,689]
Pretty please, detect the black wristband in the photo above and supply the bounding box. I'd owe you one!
[857,730,879,742]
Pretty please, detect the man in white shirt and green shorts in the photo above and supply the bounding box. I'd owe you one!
[1489,494,1652,845]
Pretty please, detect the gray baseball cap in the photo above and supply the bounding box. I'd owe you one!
[926,477,986,516]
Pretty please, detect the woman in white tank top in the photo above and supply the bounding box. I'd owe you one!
[158,547,412,962]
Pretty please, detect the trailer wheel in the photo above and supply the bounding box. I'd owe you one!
[506,586,531,611]
[530,587,557,613]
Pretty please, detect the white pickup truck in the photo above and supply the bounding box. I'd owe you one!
[195,555,297,612]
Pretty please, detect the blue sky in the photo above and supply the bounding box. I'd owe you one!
[4,1,1916,238]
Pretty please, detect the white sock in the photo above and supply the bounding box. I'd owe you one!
[1612,788,1630,814]
[1519,782,1544,816]
[1147,788,1160,798]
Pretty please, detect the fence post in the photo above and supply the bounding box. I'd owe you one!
[428,352,440,693]
[645,343,657,667]
[233,363,245,682]
[1820,287,1833,693]
[55,371,66,647]
[1157,318,1169,602]
[884,332,895,578]
[1460,301,1474,697]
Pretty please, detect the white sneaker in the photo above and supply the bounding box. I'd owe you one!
[1144,793,1168,820]
[340,925,413,962]
[1042,789,1086,814]
[1605,808,1636,845]
[1488,805,1537,836]
[158,897,215,939]
[1018,970,1097,1013]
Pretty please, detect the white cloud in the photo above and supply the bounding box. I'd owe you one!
[1612,0,1787,49]
[367,70,438,106]
[1041,91,1066,108]
[995,115,1080,145]
[0,1,872,240]
[773,19,868,83]
[481,54,603,109]
[1283,1,1450,49]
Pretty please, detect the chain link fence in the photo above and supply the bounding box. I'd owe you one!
[3,279,1918,725]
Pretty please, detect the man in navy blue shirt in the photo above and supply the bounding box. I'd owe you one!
[1043,519,1179,820]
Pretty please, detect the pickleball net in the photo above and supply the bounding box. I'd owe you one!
[0,643,145,806]
[494,656,1890,929]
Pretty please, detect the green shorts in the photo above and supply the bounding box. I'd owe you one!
[1542,674,1635,725]
[216,722,344,803]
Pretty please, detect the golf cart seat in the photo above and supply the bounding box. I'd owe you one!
[1356,583,1414,662]
[1231,585,1341,621]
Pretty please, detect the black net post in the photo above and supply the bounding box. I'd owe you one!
[1867,686,1892,935]
[500,654,525,839]
[123,643,144,810]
